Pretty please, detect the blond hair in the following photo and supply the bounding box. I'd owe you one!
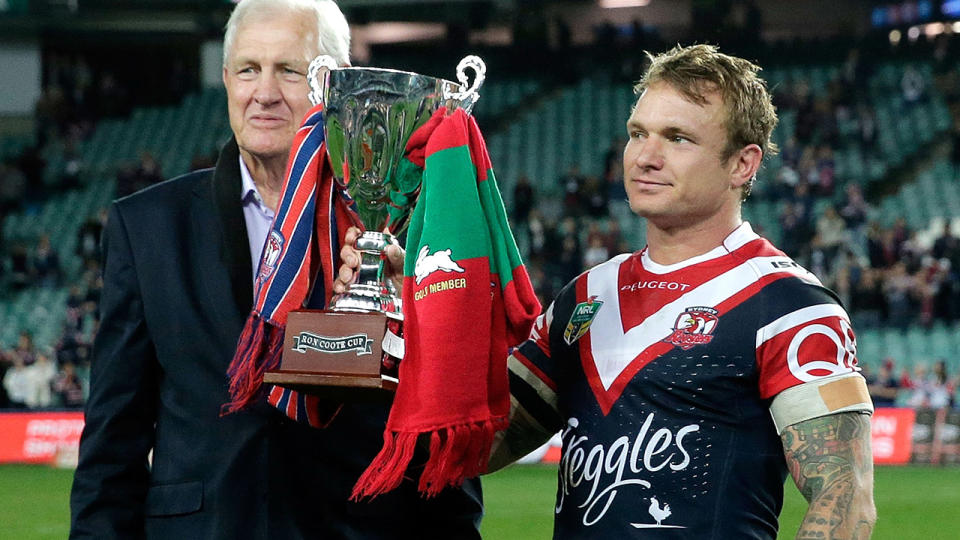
[635,44,778,200]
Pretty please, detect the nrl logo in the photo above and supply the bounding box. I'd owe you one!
[258,230,284,283]
[564,296,603,345]
[414,245,465,285]
[664,306,718,350]
[291,332,373,356]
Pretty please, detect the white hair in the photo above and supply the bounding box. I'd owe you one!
[223,0,350,67]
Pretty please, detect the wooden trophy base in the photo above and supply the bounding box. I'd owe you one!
[262,310,398,402]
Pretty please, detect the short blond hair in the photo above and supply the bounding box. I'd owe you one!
[635,44,778,199]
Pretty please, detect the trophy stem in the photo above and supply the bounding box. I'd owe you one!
[330,231,402,319]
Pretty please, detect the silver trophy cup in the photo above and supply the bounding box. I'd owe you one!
[264,57,486,397]
[308,55,485,319]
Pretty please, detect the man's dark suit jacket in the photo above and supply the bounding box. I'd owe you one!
[69,139,483,539]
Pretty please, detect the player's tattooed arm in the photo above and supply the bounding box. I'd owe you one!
[781,412,876,539]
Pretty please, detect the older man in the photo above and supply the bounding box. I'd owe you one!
[69,1,482,538]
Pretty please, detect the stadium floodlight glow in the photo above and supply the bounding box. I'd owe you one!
[889,29,902,45]
[907,26,922,40]
[599,0,651,8]
[954,21,960,33]
[925,22,945,36]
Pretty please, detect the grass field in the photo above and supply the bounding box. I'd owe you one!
[2,464,957,539]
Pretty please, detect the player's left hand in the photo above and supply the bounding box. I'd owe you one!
[334,226,405,294]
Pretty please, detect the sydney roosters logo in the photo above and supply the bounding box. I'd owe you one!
[258,230,284,283]
[664,307,718,350]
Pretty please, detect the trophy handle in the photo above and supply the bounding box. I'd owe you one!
[308,55,338,106]
[445,55,486,103]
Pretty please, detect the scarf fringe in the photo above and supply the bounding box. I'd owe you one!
[351,430,419,501]
[222,316,284,415]
[351,417,506,500]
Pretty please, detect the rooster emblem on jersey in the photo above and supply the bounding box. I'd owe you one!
[631,495,685,530]
[648,496,672,526]
[664,306,718,350]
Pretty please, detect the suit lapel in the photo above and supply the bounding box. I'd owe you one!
[205,137,254,317]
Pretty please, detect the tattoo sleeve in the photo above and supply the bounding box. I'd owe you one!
[781,411,876,539]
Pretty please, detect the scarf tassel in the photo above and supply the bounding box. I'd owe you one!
[351,417,506,501]
[222,316,284,415]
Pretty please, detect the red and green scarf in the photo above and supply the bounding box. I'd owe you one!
[352,109,541,499]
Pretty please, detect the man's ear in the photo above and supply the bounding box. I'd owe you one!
[729,144,763,189]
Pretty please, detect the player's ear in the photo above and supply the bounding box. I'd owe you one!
[729,144,762,189]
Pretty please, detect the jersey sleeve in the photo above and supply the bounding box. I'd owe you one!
[755,278,873,432]
[755,279,860,400]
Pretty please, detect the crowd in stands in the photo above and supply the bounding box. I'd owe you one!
[865,358,958,410]
[3,29,960,411]
[1,329,90,410]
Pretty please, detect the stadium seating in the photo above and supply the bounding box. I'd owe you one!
[1,49,959,377]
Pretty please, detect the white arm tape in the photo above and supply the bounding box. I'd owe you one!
[769,372,874,434]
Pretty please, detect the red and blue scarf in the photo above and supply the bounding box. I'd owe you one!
[224,104,354,427]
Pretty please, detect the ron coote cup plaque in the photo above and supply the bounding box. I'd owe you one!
[262,55,486,400]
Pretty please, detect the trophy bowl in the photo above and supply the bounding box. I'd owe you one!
[310,55,486,319]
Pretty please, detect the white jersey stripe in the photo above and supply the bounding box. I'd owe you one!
[755,303,850,348]
[587,254,818,390]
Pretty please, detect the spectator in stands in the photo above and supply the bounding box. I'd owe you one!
[526,208,548,259]
[927,359,955,410]
[559,164,585,217]
[58,328,88,365]
[59,138,84,190]
[851,266,885,327]
[856,104,878,155]
[814,144,835,195]
[581,175,608,218]
[883,262,918,329]
[603,218,626,255]
[53,361,86,409]
[64,286,86,331]
[839,182,869,247]
[70,2,482,539]
[75,208,106,268]
[932,221,960,264]
[512,174,535,227]
[8,243,32,290]
[582,224,609,268]
[778,199,809,258]
[32,234,62,287]
[866,358,900,407]
[552,216,582,285]
[11,331,37,367]
[2,354,30,409]
[23,351,56,409]
[601,136,624,181]
[815,206,846,266]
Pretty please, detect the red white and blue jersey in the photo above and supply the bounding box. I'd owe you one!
[506,223,863,539]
